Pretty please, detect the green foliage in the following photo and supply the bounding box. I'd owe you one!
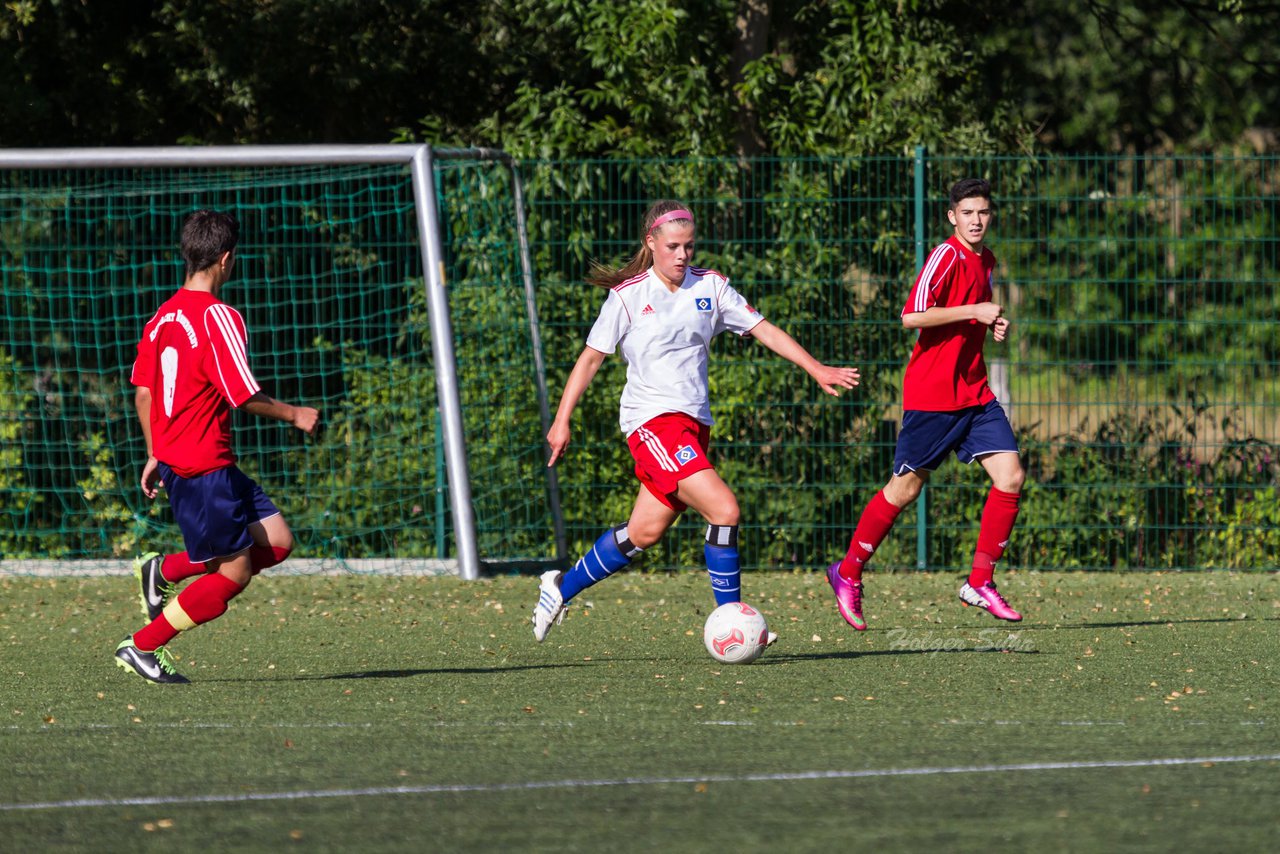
[286,339,442,560]
[464,0,1036,158]
[1015,402,1280,571]
[991,0,1280,152]
[73,431,141,558]
[0,347,41,558]
[3,1,1278,155]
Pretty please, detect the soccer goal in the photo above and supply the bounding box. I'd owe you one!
[0,145,566,580]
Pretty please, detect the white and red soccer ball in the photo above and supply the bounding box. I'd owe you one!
[703,602,769,664]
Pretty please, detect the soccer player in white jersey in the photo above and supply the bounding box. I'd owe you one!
[533,199,860,643]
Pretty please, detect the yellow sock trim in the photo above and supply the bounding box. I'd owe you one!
[162,598,197,631]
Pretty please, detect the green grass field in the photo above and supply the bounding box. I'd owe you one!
[2,570,1277,852]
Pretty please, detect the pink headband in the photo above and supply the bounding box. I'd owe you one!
[648,209,694,233]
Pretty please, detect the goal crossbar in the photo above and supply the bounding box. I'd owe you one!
[0,144,565,580]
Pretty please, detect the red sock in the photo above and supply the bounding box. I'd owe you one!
[969,487,1021,587]
[839,491,902,582]
[175,572,245,623]
[160,551,205,583]
[133,614,177,652]
[132,573,245,651]
[249,545,292,575]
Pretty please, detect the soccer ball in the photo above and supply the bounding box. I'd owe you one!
[703,602,769,664]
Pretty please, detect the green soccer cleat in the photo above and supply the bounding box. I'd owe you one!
[133,551,173,622]
[114,637,190,684]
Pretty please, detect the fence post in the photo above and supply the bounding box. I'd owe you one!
[913,145,929,571]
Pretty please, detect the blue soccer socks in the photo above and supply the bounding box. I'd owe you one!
[559,525,642,602]
[704,524,740,605]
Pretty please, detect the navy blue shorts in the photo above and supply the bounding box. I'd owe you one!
[158,462,281,563]
[893,399,1019,475]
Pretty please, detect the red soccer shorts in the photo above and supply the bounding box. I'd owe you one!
[626,412,714,511]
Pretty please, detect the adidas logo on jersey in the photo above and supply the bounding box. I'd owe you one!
[641,304,655,316]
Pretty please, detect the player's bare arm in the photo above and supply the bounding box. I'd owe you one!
[133,386,163,498]
[547,346,609,467]
[746,319,860,397]
[241,392,320,435]
[902,302,1003,329]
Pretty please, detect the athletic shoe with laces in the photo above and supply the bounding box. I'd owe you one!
[532,569,566,642]
[114,637,190,684]
[134,551,173,622]
[958,580,1022,622]
[826,561,867,630]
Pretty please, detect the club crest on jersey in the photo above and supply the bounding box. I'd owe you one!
[694,297,712,312]
[674,444,700,466]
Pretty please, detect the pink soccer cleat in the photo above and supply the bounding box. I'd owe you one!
[958,580,1022,622]
[826,562,867,631]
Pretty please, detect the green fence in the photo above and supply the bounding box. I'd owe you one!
[526,154,1280,572]
[1,153,1277,572]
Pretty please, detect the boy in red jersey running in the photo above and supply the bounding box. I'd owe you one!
[115,210,319,684]
[533,199,860,645]
[827,178,1026,629]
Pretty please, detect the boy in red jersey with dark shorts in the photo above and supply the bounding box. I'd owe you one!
[115,210,319,684]
[827,178,1026,629]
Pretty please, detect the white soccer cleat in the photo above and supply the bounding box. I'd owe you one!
[532,570,566,642]
[765,631,778,647]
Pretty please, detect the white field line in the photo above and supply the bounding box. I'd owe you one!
[3,719,1269,733]
[3,753,1279,812]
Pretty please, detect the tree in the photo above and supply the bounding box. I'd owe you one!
[990,0,1280,152]
[1,1,1276,154]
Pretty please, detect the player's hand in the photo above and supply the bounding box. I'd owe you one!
[972,302,1003,326]
[813,364,861,397]
[546,420,571,467]
[991,316,1011,342]
[140,455,161,500]
[292,406,320,435]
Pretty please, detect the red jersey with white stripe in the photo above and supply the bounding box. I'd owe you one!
[131,288,261,477]
[900,235,997,411]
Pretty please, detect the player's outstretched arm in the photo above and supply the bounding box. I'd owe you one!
[241,392,320,435]
[747,320,860,397]
[547,346,608,467]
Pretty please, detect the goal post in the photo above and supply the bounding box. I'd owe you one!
[0,144,565,579]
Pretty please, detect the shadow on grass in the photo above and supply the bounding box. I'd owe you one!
[758,646,1042,664]
[1016,616,1255,631]
[194,661,605,683]
[306,662,601,680]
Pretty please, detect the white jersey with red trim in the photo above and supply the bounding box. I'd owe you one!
[585,266,763,435]
[131,287,262,477]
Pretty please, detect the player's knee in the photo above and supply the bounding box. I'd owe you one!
[627,521,666,550]
[884,477,923,507]
[271,528,295,553]
[218,562,253,588]
[700,492,740,528]
[996,466,1026,494]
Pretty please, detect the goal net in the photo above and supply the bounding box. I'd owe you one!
[0,146,564,577]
